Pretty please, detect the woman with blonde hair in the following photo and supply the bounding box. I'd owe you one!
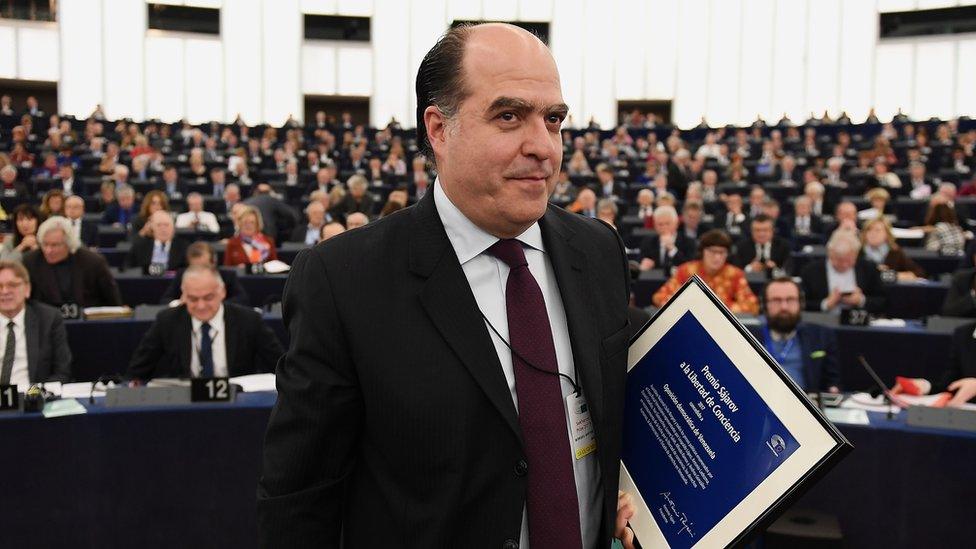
[134,190,171,238]
[224,205,278,267]
[860,217,926,280]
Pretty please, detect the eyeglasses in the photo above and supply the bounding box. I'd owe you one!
[0,281,25,291]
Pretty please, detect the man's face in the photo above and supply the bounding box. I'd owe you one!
[828,249,856,273]
[766,281,802,333]
[751,221,773,244]
[346,213,368,229]
[164,169,177,183]
[152,213,175,242]
[655,215,677,235]
[750,189,765,205]
[427,25,566,238]
[795,199,811,216]
[65,198,84,219]
[836,203,857,222]
[727,195,742,213]
[181,273,225,322]
[307,203,325,226]
[41,229,70,264]
[119,194,134,208]
[0,269,29,317]
[225,188,240,203]
[683,208,701,226]
[188,196,203,212]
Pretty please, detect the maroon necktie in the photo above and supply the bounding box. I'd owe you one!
[487,239,583,549]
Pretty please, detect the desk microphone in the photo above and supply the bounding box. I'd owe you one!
[89,374,124,404]
[857,355,903,420]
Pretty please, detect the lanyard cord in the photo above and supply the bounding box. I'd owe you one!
[479,311,581,396]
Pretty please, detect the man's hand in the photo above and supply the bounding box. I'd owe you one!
[639,258,655,271]
[748,260,764,272]
[824,288,843,311]
[616,490,636,549]
[947,377,976,407]
[840,287,865,307]
[660,233,676,251]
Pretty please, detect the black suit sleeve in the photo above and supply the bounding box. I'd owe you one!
[48,312,72,382]
[95,257,123,306]
[942,271,976,317]
[127,315,168,381]
[934,325,973,394]
[858,263,886,313]
[249,312,284,373]
[257,249,361,547]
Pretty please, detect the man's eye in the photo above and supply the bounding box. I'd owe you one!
[498,112,517,122]
[547,115,565,124]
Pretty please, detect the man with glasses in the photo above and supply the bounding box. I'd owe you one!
[760,277,840,393]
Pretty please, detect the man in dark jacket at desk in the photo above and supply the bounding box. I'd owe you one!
[800,229,886,313]
[941,267,976,317]
[128,265,282,381]
[244,183,300,242]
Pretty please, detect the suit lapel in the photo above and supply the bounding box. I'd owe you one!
[177,308,193,376]
[24,304,39,382]
[224,306,239,376]
[538,208,606,454]
[410,192,522,443]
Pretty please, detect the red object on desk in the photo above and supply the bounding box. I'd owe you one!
[896,376,923,396]
[931,392,953,408]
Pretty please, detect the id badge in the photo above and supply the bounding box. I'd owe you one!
[566,392,597,460]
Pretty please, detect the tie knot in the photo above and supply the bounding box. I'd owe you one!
[201,322,211,335]
[486,239,528,269]
[6,321,13,330]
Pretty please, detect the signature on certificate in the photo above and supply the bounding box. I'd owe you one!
[659,492,696,539]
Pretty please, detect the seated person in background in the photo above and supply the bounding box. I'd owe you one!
[760,277,840,393]
[39,189,65,219]
[719,192,749,238]
[320,221,345,242]
[638,206,693,273]
[800,229,885,313]
[826,201,859,235]
[159,164,184,200]
[329,175,375,221]
[127,210,189,275]
[653,229,759,314]
[941,265,976,317]
[788,195,825,238]
[0,164,28,197]
[0,260,72,386]
[679,200,710,241]
[0,204,43,262]
[731,214,793,275]
[95,181,117,213]
[858,187,891,221]
[175,192,220,233]
[159,242,250,307]
[596,198,618,228]
[923,202,966,256]
[906,160,934,199]
[860,217,926,280]
[345,212,369,230]
[634,189,654,228]
[63,195,98,247]
[127,265,283,381]
[132,190,170,239]
[549,170,577,205]
[567,186,597,218]
[224,206,278,267]
[893,321,976,406]
[289,201,330,246]
[102,185,137,227]
[379,187,408,218]
[22,216,122,308]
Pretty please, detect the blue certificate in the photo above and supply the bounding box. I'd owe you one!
[620,277,850,548]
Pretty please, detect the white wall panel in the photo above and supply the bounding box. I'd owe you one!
[263,0,302,124]
[447,0,481,22]
[144,35,185,122]
[838,0,876,122]
[803,0,841,119]
[104,0,146,120]
[874,42,914,121]
[704,0,742,126]
[877,0,916,11]
[17,27,59,82]
[337,0,373,16]
[580,0,614,125]
[738,0,775,123]
[185,38,224,123]
[337,46,372,95]
[956,40,976,117]
[223,0,263,123]
[518,0,553,21]
[672,0,708,128]
[408,0,448,132]
[771,0,808,123]
[913,41,955,119]
[550,0,584,126]
[371,0,411,127]
[644,0,677,100]
[59,0,103,117]
[302,43,337,95]
[0,26,15,79]
[300,0,337,13]
[483,0,519,21]
[614,0,647,100]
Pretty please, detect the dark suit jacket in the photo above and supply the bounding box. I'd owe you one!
[159,267,251,307]
[786,215,826,239]
[731,236,794,273]
[799,258,886,313]
[288,223,327,244]
[22,248,122,308]
[937,322,976,397]
[101,204,137,226]
[74,219,99,247]
[942,268,976,317]
[126,302,283,381]
[126,236,190,274]
[22,301,73,383]
[244,194,300,241]
[638,233,694,273]
[330,193,376,220]
[797,322,840,391]
[257,190,632,547]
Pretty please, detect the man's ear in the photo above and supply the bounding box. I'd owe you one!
[424,105,448,157]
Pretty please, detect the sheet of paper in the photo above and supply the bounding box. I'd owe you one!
[840,392,898,414]
[891,227,925,239]
[824,408,870,425]
[42,398,88,418]
[39,381,62,396]
[230,373,277,392]
[60,382,101,399]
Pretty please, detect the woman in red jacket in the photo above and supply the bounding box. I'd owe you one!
[224,205,278,267]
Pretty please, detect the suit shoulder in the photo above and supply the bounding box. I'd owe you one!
[224,302,262,323]
[26,301,62,322]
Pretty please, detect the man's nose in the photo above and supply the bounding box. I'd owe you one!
[520,117,556,162]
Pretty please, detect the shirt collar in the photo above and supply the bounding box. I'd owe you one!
[191,304,224,334]
[433,178,545,265]
[3,307,26,329]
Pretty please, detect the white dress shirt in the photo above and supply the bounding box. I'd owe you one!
[0,308,29,387]
[189,306,228,377]
[434,182,600,549]
[175,210,221,233]
[69,218,83,242]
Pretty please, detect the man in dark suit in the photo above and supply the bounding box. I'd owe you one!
[788,195,825,239]
[594,162,626,200]
[126,210,189,275]
[720,192,750,238]
[127,265,282,381]
[731,214,794,275]
[22,217,122,310]
[63,195,99,247]
[102,185,138,227]
[329,174,376,221]
[0,261,72,386]
[638,205,694,273]
[159,242,250,306]
[759,277,840,393]
[243,183,300,242]
[679,200,711,241]
[258,23,636,549]
[288,200,330,246]
[800,229,886,313]
[942,268,976,317]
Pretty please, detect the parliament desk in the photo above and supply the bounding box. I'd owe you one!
[631,270,949,319]
[2,393,972,548]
